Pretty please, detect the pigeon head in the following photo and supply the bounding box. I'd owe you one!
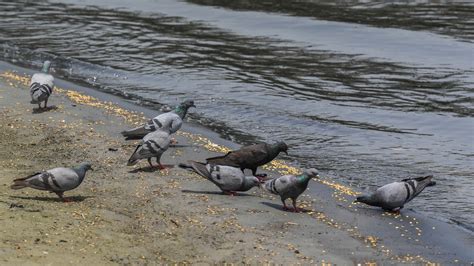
[275,141,288,155]
[79,162,93,171]
[354,194,379,207]
[42,61,51,73]
[303,168,319,179]
[174,100,195,119]
[181,99,196,109]
[243,176,261,190]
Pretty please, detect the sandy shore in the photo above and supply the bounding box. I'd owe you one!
[0,66,472,265]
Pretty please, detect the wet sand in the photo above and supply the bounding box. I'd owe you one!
[0,69,472,265]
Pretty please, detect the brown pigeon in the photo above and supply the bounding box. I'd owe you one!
[205,142,288,175]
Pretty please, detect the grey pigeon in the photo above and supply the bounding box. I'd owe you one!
[355,175,436,212]
[121,100,195,140]
[179,161,261,195]
[262,168,319,212]
[205,142,288,175]
[11,162,93,202]
[30,61,54,109]
[127,126,172,169]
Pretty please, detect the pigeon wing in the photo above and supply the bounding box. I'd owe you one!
[48,167,80,191]
[208,165,244,191]
[169,115,183,134]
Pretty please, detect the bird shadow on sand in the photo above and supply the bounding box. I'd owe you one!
[10,195,92,203]
[128,164,175,173]
[181,189,253,197]
[260,202,313,213]
[32,106,58,114]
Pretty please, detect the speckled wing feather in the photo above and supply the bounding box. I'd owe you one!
[263,175,297,198]
[122,112,181,139]
[127,130,171,164]
[189,162,245,191]
[372,175,435,210]
[11,167,81,192]
[30,73,54,104]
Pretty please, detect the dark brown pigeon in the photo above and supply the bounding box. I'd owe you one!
[205,142,288,175]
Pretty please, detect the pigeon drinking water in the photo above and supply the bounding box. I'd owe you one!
[30,60,54,109]
[10,162,93,202]
[179,161,261,195]
[354,175,436,212]
[205,142,288,175]
[261,168,319,212]
[121,99,195,140]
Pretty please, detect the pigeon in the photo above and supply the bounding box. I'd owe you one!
[10,162,93,202]
[205,142,288,175]
[355,175,436,212]
[121,99,195,140]
[179,161,261,195]
[127,126,172,169]
[261,168,319,212]
[30,60,54,109]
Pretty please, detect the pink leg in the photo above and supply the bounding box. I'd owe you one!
[55,192,71,203]
[147,158,155,168]
[292,199,301,213]
[223,191,236,196]
[282,200,292,211]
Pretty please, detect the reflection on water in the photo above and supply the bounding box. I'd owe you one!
[0,0,473,228]
[186,0,474,42]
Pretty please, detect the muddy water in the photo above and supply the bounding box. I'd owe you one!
[0,0,473,228]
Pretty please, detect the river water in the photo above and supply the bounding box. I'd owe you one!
[1,0,473,229]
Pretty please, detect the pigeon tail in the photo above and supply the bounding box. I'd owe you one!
[178,162,193,169]
[10,173,40,190]
[10,180,28,190]
[401,175,433,183]
[189,161,212,180]
[121,126,148,139]
[127,145,141,166]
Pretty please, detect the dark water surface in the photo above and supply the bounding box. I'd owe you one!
[1,0,473,228]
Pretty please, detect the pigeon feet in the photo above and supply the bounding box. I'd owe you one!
[170,138,178,145]
[62,198,73,203]
[283,207,301,213]
[223,191,237,196]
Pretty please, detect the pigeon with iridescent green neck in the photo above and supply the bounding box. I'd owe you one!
[121,100,195,140]
[261,168,319,212]
[30,60,54,109]
[355,175,436,212]
[10,162,93,202]
[205,142,288,176]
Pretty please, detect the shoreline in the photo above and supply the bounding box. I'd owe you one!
[0,64,472,264]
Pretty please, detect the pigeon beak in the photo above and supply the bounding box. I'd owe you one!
[284,151,288,155]
[90,167,94,171]
[191,104,196,108]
